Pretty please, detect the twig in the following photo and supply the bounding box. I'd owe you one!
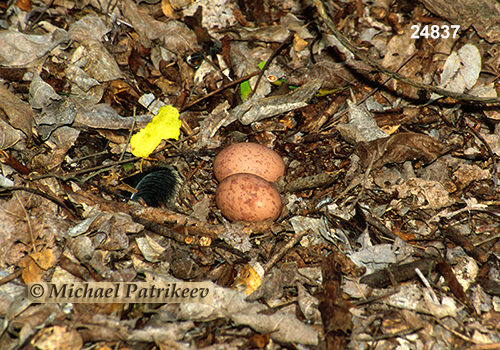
[434,318,481,344]
[322,52,418,130]
[363,210,399,240]
[469,343,500,350]
[263,230,310,273]
[415,267,439,303]
[0,186,78,219]
[29,157,140,182]
[246,32,295,100]
[463,119,498,192]
[180,70,260,112]
[442,225,488,264]
[26,0,55,31]
[0,268,23,286]
[347,151,375,212]
[369,326,424,341]
[15,193,37,253]
[2,0,18,18]
[129,204,279,240]
[312,0,500,105]
[474,232,500,247]
[120,106,137,162]
[0,150,31,175]
[132,216,209,245]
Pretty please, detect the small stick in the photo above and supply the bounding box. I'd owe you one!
[0,268,23,286]
[263,230,310,273]
[120,106,137,162]
[246,32,295,100]
[180,71,260,112]
[0,186,78,219]
[321,52,418,130]
[463,119,498,192]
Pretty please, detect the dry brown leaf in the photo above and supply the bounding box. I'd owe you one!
[287,61,373,89]
[161,0,175,19]
[120,0,198,54]
[356,132,446,169]
[231,263,262,295]
[31,325,83,350]
[20,250,56,283]
[381,124,400,135]
[394,178,455,210]
[0,196,32,267]
[0,82,33,139]
[30,249,56,270]
[15,0,31,12]
[0,119,23,150]
[420,0,500,43]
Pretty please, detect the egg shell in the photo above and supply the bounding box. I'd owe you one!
[215,173,282,222]
[214,142,285,182]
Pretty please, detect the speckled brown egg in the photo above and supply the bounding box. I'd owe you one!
[215,173,282,222]
[213,142,285,182]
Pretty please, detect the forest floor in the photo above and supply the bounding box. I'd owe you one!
[1,0,500,349]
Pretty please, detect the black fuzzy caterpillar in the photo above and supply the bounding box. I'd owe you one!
[125,166,181,208]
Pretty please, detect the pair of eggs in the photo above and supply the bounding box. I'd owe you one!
[214,143,285,222]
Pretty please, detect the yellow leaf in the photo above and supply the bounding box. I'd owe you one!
[231,264,262,295]
[161,0,175,19]
[30,249,56,270]
[19,250,56,283]
[15,0,31,12]
[381,124,400,135]
[130,105,182,158]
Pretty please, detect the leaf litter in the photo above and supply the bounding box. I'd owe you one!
[1,0,500,349]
